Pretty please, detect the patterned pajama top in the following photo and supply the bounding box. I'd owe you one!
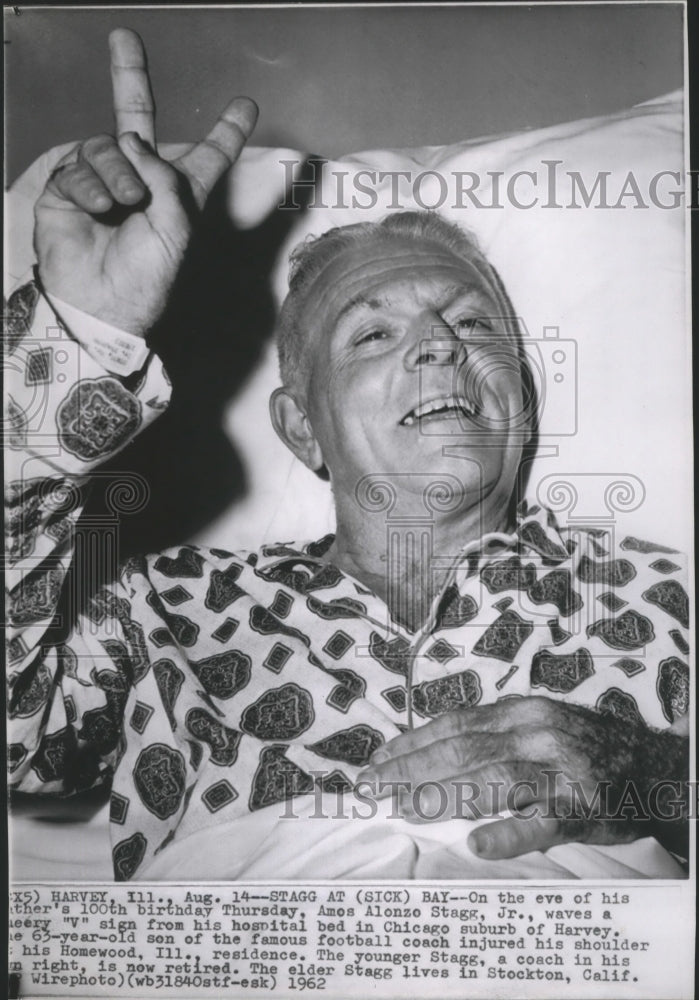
[5,280,690,880]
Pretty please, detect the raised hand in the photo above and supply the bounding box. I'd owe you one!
[34,28,258,336]
[357,696,688,859]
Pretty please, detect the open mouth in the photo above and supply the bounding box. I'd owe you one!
[399,394,478,426]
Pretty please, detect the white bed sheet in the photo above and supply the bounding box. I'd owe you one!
[10,794,684,883]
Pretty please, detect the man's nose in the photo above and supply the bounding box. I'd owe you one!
[403,319,465,370]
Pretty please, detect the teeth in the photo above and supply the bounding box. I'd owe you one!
[401,395,474,425]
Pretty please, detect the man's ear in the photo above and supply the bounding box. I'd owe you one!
[269,387,325,472]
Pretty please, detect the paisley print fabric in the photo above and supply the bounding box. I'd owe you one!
[5,282,691,879]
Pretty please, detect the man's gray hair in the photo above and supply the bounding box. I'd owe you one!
[276,210,518,395]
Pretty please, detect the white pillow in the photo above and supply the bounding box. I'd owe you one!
[7,91,689,550]
[224,91,690,550]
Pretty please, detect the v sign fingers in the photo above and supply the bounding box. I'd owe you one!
[35,27,258,335]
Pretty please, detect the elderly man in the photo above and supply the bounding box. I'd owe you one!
[6,30,689,881]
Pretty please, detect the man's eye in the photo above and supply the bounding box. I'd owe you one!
[454,317,492,334]
[356,329,388,345]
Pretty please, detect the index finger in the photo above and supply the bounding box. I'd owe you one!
[370,696,560,763]
[109,28,156,146]
[362,726,559,795]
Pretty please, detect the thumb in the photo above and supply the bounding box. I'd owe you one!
[467,812,575,859]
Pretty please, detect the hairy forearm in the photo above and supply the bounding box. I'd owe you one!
[634,728,690,860]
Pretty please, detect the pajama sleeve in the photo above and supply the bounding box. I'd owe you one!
[5,277,171,793]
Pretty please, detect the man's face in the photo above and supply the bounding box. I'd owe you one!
[296,234,530,521]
